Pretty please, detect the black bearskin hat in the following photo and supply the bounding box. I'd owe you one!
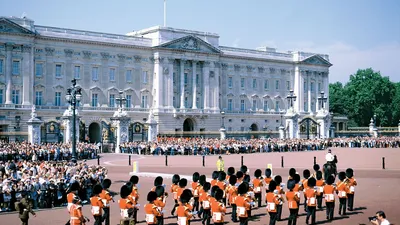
[313,164,320,172]
[130,175,139,185]
[179,178,187,188]
[212,171,219,180]
[236,171,244,180]
[69,181,80,192]
[254,169,262,178]
[307,177,316,187]
[125,182,133,191]
[215,188,224,201]
[316,171,323,180]
[203,182,211,191]
[120,185,131,199]
[240,165,248,174]
[211,186,220,197]
[182,189,193,199]
[102,179,112,189]
[287,179,296,190]
[268,180,277,192]
[227,167,235,176]
[274,175,282,185]
[338,172,346,181]
[293,174,301,183]
[243,174,250,183]
[229,175,237,186]
[172,174,180,184]
[289,168,296,177]
[237,183,248,195]
[303,169,311,179]
[180,190,190,204]
[265,168,272,178]
[326,175,335,185]
[346,168,354,178]
[93,184,103,195]
[147,191,157,202]
[193,172,200,182]
[154,176,163,187]
[199,175,206,186]
[155,185,165,197]
[218,171,226,181]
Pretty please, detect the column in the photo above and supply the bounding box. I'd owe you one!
[167,58,174,108]
[180,59,185,109]
[308,74,312,113]
[213,62,220,110]
[203,61,210,110]
[315,74,319,111]
[5,43,13,104]
[324,72,330,111]
[153,56,163,109]
[22,45,32,105]
[293,66,301,112]
[192,60,197,109]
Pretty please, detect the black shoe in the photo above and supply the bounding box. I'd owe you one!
[306,220,309,224]
[326,216,329,220]
[338,211,341,215]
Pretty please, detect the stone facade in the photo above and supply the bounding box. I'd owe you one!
[0,16,331,142]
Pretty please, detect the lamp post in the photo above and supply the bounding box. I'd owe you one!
[318,91,327,110]
[287,90,297,109]
[65,79,82,163]
[373,114,377,127]
[115,90,127,109]
[221,111,225,129]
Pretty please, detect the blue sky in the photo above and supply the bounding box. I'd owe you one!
[1,0,399,83]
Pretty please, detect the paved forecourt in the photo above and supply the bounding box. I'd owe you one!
[2,148,400,225]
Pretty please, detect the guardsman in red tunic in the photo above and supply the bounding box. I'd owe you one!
[66,182,80,225]
[170,174,180,216]
[90,184,104,225]
[312,164,321,179]
[336,172,350,216]
[236,171,244,184]
[211,171,219,187]
[227,175,238,222]
[265,180,281,225]
[305,177,317,225]
[226,167,236,184]
[70,197,86,225]
[211,189,226,225]
[323,175,336,221]
[154,186,167,225]
[151,176,164,192]
[315,171,325,210]
[346,168,357,211]
[274,175,285,221]
[119,185,136,223]
[200,182,212,225]
[176,179,188,207]
[99,179,113,225]
[236,183,251,225]
[217,171,227,205]
[197,174,206,219]
[264,169,273,192]
[144,191,161,225]
[191,172,200,212]
[288,168,297,181]
[286,179,300,225]
[175,190,194,225]
[129,176,140,223]
[292,174,302,205]
[253,169,263,207]
[301,169,311,212]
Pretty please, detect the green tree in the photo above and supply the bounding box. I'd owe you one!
[329,82,346,115]
[392,82,400,125]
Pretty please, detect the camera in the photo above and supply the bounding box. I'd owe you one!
[368,216,377,221]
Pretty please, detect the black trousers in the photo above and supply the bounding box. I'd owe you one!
[156,216,164,225]
[102,207,110,225]
[94,215,102,225]
[276,204,283,220]
[325,202,335,220]
[231,204,237,222]
[255,192,262,207]
[202,209,211,225]
[306,206,316,224]
[268,212,278,225]
[317,195,323,209]
[171,200,178,215]
[214,223,223,225]
[193,197,199,212]
[303,198,308,212]
[339,198,347,215]
[347,193,354,210]
[288,208,298,225]
[239,217,248,225]
[20,218,29,225]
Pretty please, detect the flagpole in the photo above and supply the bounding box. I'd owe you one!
[164,0,167,27]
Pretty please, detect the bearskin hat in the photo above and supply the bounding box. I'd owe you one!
[265,168,272,178]
[236,171,244,180]
[130,175,139,185]
[240,165,248,174]
[313,164,320,172]
[182,189,193,199]
[125,182,133,190]
[287,179,296,190]
[69,181,80,192]
[303,169,311,179]
[155,185,165,197]
[307,177,316,187]
[154,176,163,187]
[215,188,224,201]
[102,178,112,189]
[326,175,335,185]
[243,174,250,183]
[268,180,277,192]
[210,186,220,197]
[293,174,301,183]
[93,184,103,195]
[147,191,158,202]
[274,175,282,185]
[172,174,180,184]
[179,178,187,188]
[316,171,323,180]
[203,182,211,191]
[120,185,131,199]
[289,168,296,177]
[338,171,346,181]
[346,168,354,178]
[254,169,262,178]
[212,171,219,180]
[237,183,248,195]
[180,190,190,204]
[192,172,200,182]
[218,171,226,181]
[229,175,237,186]
[199,175,206,186]
[227,167,235,176]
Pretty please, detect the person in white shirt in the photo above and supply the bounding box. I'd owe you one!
[325,149,335,163]
[371,211,390,225]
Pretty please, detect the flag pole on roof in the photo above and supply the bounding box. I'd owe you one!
[164,0,167,27]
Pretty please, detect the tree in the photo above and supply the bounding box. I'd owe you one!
[329,82,346,115]
[392,82,400,125]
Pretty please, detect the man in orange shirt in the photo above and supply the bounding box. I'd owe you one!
[211,189,226,225]
[170,174,180,216]
[154,186,167,225]
[191,172,200,212]
[90,184,104,225]
[144,191,161,225]
[100,179,113,225]
[70,196,86,225]
[337,171,349,216]
[305,177,317,225]
[323,175,336,221]
[253,169,263,207]
[236,183,250,225]
[227,175,238,222]
[315,171,325,210]
[265,180,280,225]
[200,182,211,225]
[346,168,357,211]
[286,179,299,225]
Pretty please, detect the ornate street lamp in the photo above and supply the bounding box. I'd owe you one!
[287,90,297,108]
[115,90,126,110]
[65,79,82,163]
[318,91,327,109]
[221,111,225,129]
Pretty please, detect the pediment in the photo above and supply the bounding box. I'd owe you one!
[140,88,150,93]
[53,85,64,90]
[263,94,271,99]
[90,86,102,92]
[251,94,259,98]
[0,18,36,35]
[156,35,221,54]
[300,55,332,67]
[107,86,119,92]
[227,93,235,97]
[34,84,45,90]
[124,87,135,93]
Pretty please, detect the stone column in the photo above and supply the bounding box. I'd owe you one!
[27,106,42,144]
[22,45,32,105]
[307,74,312,113]
[167,58,174,109]
[192,60,197,109]
[324,73,330,111]
[5,43,13,104]
[284,108,299,139]
[62,107,80,144]
[315,74,319,111]
[147,111,158,142]
[112,109,130,153]
[203,61,210,110]
[180,59,186,109]
[153,56,164,110]
[213,62,220,111]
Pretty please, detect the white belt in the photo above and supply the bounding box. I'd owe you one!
[70,217,80,220]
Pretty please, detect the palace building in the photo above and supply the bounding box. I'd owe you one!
[0,16,332,143]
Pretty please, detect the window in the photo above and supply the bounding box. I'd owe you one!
[252,99,257,110]
[228,77,233,88]
[143,71,148,84]
[35,63,43,77]
[12,90,20,104]
[311,82,314,92]
[184,97,188,108]
[196,74,199,85]
[12,61,20,75]
[55,92,61,106]
[55,64,62,78]
[304,101,308,112]
[0,59,3,74]
[252,79,257,89]
[91,93,98,107]
[275,101,280,112]
[318,82,322,92]
[184,73,188,84]
[311,101,315,112]
[109,68,115,81]
[0,89,3,103]
[228,99,233,111]
[35,91,42,105]
[264,80,269,90]
[126,70,132,82]
[286,81,290,91]
[240,78,245,88]
[240,99,245,112]
[109,94,115,107]
[141,95,148,108]
[264,100,269,111]
[304,81,307,92]
[92,67,99,80]
[126,95,132,108]
[74,66,80,79]
[275,80,280,90]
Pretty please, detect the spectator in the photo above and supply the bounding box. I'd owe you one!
[370,211,390,225]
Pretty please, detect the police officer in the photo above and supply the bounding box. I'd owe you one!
[15,191,36,225]
[216,156,225,172]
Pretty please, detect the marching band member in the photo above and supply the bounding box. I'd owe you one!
[191,172,201,212]
[253,169,263,207]
[315,171,325,210]
[227,175,239,222]
[170,174,180,216]
[200,182,212,225]
[69,196,86,225]
[226,167,236,184]
[337,172,350,216]
[151,176,164,192]
[312,164,320,179]
[154,186,168,225]
[236,171,244,184]
[301,169,311,212]
[264,168,273,192]
[236,183,251,225]
[100,179,113,225]
[216,171,227,205]
[288,168,297,180]
[66,181,80,225]
[129,176,140,223]
[292,174,302,206]
[346,168,357,211]
[211,171,219,187]
[176,190,194,225]
[265,180,280,225]
[274,175,285,221]
[305,177,317,225]
[285,179,300,225]
[119,185,135,224]
[90,184,104,225]
[197,174,206,218]
[323,175,336,221]
[144,191,161,225]
[211,189,226,225]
